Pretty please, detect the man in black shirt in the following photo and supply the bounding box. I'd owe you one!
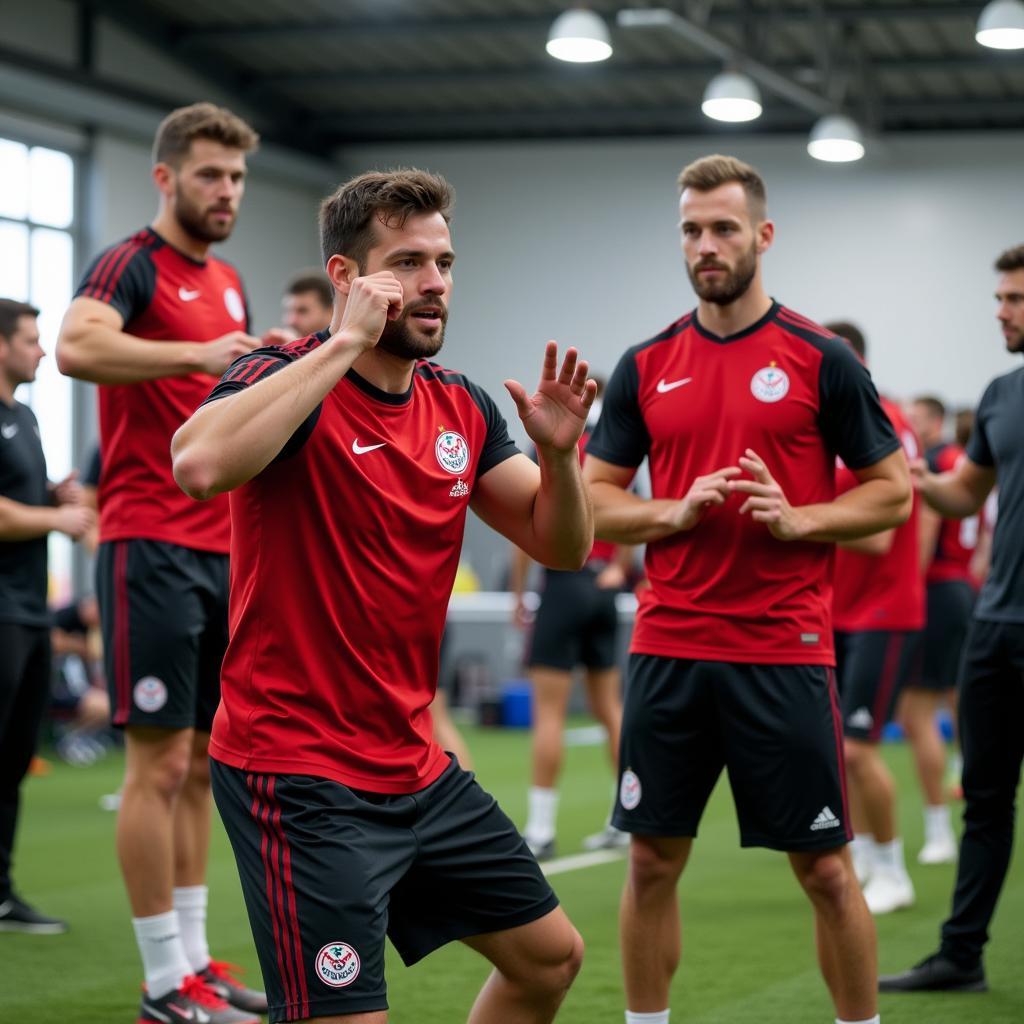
[880,244,1024,993]
[0,299,93,933]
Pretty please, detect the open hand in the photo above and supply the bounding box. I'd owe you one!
[504,342,597,454]
[730,448,807,541]
[666,465,741,532]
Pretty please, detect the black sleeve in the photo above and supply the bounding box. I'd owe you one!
[53,603,86,633]
[74,245,156,325]
[82,445,102,488]
[201,347,321,461]
[465,381,519,479]
[924,445,943,475]
[585,348,650,468]
[966,381,997,467]
[817,340,900,469]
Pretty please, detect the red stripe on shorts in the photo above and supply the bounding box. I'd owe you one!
[827,667,853,840]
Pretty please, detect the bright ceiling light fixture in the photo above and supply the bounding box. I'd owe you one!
[976,0,1024,48]
[546,9,613,63]
[701,71,762,123]
[807,114,866,163]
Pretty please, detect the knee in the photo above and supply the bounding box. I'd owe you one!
[798,852,857,912]
[627,839,685,894]
[127,745,191,803]
[186,749,211,789]
[535,927,584,999]
[843,739,872,776]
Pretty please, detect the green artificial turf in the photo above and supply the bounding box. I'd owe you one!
[4,725,1022,1023]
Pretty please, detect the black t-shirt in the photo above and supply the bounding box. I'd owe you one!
[967,364,1024,622]
[0,400,50,626]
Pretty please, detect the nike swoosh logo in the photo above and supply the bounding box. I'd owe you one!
[352,439,387,455]
[0,423,17,439]
[178,287,201,302]
[656,377,692,393]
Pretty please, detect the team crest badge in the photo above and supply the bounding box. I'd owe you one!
[750,365,790,403]
[133,676,168,713]
[223,286,246,323]
[315,942,360,988]
[435,431,470,475]
[620,769,642,811]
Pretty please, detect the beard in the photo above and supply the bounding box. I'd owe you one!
[687,241,758,306]
[376,302,447,360]
[174,184,236,243]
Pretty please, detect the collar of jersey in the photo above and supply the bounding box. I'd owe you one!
[145,226,208,267]
[345,367,415,406]
[691,299,780,344]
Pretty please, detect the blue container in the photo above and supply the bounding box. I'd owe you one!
[501,680,532,728]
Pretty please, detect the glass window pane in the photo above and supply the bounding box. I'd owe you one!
[29,147,74,228]
[0,220,29,299]
[0,138,29,220]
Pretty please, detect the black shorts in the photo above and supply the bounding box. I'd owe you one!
[210,757,559,1021]
[528,567,619,671]
[97,539,229,731]
[921,580,976,690]
[612,654,850,852]
[834,629,924,741]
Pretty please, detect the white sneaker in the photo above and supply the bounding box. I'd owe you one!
[850,844,873,887]
[581,824,630,851]
[918,835,958,865]
[863,868,915,914]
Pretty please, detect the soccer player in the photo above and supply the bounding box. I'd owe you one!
[583,155,912,1024]
[512,385,631,859]
[56,104,267,1023]
[171,169,592,1024]
[880,244,1024,994]
[0,299,93,933]
[825,322,921,914]
[901,393,977,863]
[282,270,334,338]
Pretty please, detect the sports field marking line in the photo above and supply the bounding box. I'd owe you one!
[540,848,627,877]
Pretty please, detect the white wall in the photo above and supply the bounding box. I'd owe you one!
[340,134,1024,427]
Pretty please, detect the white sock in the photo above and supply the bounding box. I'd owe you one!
[924,804,953,842]
[874,837,908,875]
[837,1016,880,1024]
[626,1012,670,1023]
[133,910,192,999]
[525,786,559,843]
[173,885,210,974]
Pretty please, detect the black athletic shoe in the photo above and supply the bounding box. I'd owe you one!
[199,960,268,1014]
[879,952,988,993]
[138,975,261,1023]
[0,895,68,934]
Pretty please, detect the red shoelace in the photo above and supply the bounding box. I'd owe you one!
[179,974,230,1009]
[205,960,247,985]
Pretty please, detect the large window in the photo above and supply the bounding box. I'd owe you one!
[0,137,76,603]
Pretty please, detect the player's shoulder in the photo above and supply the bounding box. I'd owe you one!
[222,331,327,380]
[93,226,159,260]
[985,363,1024,396]
[771,305,845,352]
[629,310,696,359]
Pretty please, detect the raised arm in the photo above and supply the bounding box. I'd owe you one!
[471,343,596,570]
[172,273,403,499]
[56,297,260,385]
[910,456,996,520]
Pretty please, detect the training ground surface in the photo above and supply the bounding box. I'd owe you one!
[3,725,1022,1023]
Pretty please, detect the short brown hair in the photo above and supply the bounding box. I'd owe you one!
[912,395,946,421]
[678,154,767,220]
[153,102,259,167]
[0,299,39,341]
[995,245,1024,272]
[286,271,333,309]
[824,320,867,360]
[319,169,454,269]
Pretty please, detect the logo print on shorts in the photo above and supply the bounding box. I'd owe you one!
[315,942,360,988]
[223,286,246,324]
[620,769,642,811]
[435,431,470,475]
[133,676,168,713]
[750,365,790,403]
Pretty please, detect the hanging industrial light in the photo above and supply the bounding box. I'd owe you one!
[807,114,865,163]
[701,71,762,123]
[546,9,613,63]
[976,0,1024,48]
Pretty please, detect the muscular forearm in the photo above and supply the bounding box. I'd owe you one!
[796,478,911,543]
[922,472,986,519]
[172,335,360,499]
[0,499,60,540]
[526,448,594,569]
[57,324,208,384]
[591,483,684,544]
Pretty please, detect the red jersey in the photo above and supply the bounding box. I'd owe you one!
[205,336,518,793]
[925,442,981,586]
[74,228,250,553]
[587,303,899,665]
[832,399,924,632]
